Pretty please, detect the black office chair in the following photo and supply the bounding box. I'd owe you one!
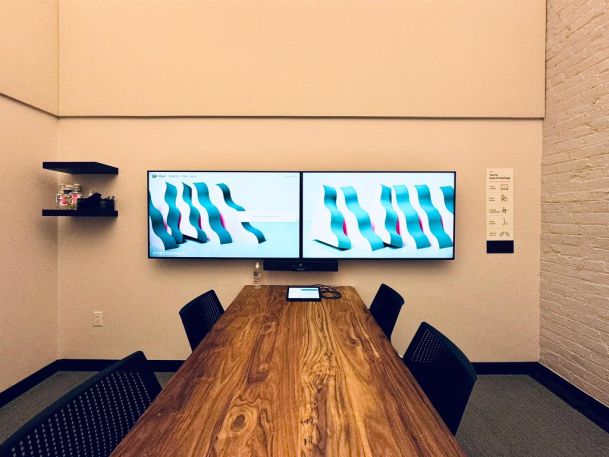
[179,289,224,351]
[0,351,161,457]
[369,283,405,340]
[402,322,477,435]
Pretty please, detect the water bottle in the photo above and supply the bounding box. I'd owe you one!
[253,261,262,288]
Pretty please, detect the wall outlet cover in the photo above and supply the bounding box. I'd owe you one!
[93,311,103,327]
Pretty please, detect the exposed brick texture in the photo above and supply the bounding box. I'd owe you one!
[542,0,609,406]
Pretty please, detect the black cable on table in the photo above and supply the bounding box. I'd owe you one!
[308,284,342,300]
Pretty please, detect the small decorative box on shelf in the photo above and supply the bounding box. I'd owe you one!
[42,162,118,175]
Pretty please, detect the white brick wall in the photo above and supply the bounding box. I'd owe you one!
[542,0,609,406]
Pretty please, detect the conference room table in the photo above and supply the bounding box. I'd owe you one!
[111,285,466,456]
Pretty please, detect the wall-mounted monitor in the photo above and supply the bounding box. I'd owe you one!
[148,171,300,258]
[302,172,455,260]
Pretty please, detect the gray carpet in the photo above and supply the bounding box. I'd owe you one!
[154,371,174,388]
[457,375,609,457]
[1,373,608,456]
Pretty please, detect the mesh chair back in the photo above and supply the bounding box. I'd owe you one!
[403,322,477,434]
[179,289,224,351]
[369,283,405,340]
[0,351,161,457]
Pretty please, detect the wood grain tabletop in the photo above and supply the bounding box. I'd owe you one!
[111,285,466,457]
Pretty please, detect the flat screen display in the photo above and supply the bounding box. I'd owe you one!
[302,172,455,259]
[148,171,300,258]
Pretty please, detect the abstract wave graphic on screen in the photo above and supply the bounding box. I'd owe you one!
[182,183,208,242]
[194,182,233,244]
[148,171,300,259]
[394,185,431,249]
[441,185,455,214]
[309,185,351,250]
[217,183,266,243]
[415,185,453,249]
[379,185,403,248]
[341,186,385,251]
[149,181,270,248]
[148,191,178,250]
[164,183,185,243]
[306,176,454,259]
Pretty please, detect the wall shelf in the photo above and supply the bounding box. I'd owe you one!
[42,209,118,217]
[43,161,119,217]
[43,161,119,174]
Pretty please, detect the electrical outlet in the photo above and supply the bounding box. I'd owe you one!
[93,311,103,327]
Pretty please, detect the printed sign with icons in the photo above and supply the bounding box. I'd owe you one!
[486,168,514,253]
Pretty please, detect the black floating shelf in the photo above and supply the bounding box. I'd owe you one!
[43,161,118,174]
[42,209,118,217]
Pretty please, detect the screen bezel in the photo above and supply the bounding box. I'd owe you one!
[147,170,302,260]
[147,170,456,261]
[300,170,456,261]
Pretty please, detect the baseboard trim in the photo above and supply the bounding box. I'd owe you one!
[472,362,538,375]
[0,361,60,408]
[148,360,184,372]
[0,359,184,408]
[56,359,184,373]
[531,364,609,433]
[56,359,116,371]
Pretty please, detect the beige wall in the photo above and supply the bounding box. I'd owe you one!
[56,118,541,362]
[542,0,609,406]
[58,0,545,117]
[0,0,545,390]
[0,95,58,391]
[0,0,58,114]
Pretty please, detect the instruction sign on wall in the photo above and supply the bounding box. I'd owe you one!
[486,168,514,253]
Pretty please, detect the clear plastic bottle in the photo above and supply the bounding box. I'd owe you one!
[253,261,262,288]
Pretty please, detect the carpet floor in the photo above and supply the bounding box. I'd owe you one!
[456,375,609,456]
[1,373,607,456]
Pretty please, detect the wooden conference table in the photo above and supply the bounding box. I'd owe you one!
[112,286,466,457]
